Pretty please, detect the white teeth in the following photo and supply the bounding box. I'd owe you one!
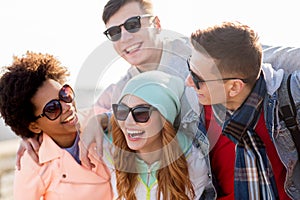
[127,129,144,138]
[127,130,143,134]
[64,114,75,123]
[125,44,140,53]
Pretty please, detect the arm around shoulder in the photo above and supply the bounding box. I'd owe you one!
[263,45,300,71]
[14,153,45,199]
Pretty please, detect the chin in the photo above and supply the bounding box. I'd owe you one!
[127,145,141,151]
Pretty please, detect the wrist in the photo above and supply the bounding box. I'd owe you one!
[97,112,110,130]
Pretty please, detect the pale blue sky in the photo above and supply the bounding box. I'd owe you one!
[1,0,299,88]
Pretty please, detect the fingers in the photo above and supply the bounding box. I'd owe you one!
[80,146,94,170]
[15,142,26,170]
[38,134,43,145]
[96,113,108,158]
[95,128,104,158]
[79,116,97,169]
[79,114,107,167]
[28,136,41,153]
[25,138,40,164]
[15,136,41,170]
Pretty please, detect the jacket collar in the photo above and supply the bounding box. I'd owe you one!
[38,133,62,164]
[262,63,284,95]
[38,134,110,183]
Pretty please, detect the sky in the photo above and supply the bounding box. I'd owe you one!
[0,0,300,139]
[1,0,300,90]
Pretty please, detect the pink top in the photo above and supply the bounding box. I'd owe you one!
[14,133,112,200]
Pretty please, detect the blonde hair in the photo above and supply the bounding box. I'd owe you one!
[111,115,195,200]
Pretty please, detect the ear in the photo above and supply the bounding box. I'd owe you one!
[28,122,42,134]
[228,79,245,97]
[153,16,161,33]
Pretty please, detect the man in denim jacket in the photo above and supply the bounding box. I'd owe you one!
[186,21,299,199]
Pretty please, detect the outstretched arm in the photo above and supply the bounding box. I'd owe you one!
[79,113,109,170]
[78,83,117,169]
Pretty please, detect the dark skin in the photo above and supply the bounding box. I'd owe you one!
[16,113,108,170]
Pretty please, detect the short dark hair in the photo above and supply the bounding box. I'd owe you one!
[0,51,69,138]
[102,0,153,24]
[191,21,262,86]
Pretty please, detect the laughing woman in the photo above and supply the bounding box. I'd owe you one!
[102,71,209,200]
[0,52,112,200]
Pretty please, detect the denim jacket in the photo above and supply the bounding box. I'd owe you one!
[263,64,300,199]
[262,45,300,199]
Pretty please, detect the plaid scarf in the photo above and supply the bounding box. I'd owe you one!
[212,73,279,200]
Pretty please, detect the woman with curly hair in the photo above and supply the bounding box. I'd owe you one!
[102,70,209,199]
[0,52,112,200]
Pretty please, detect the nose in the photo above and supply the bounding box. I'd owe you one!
[119,26,134,41]
[185,74,197,89]
[124,111,136,125]
[61,101,73,113]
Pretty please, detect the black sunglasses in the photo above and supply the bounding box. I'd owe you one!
[112,103,157,123]
[35,84,75,121]
[103,14,153,42]
[187,57,248,90]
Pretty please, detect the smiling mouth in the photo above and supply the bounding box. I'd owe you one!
[124,43,142,54]
[127,129,144,139]
[62,113,77,124]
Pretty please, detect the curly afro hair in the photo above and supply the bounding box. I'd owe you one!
[0,51,69,138]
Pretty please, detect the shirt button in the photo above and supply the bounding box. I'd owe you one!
[62,174,67,178]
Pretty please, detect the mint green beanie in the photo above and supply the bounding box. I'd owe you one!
[119,71,184,124]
